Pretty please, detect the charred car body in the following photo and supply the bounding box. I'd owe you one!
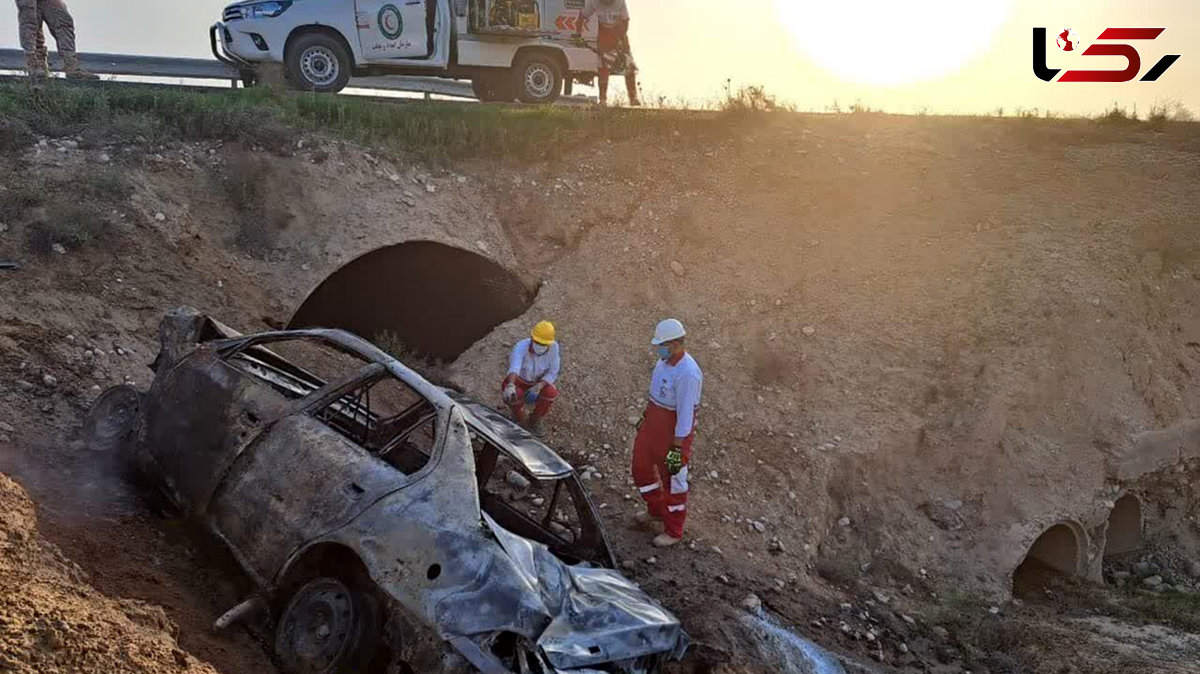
[97,308,687,674]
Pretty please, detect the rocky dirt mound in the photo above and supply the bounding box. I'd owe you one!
[0,473,217,674]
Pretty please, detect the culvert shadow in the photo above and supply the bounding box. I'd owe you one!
[289,241,537,362]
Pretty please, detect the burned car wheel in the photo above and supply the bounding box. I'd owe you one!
[275,577,380,674]
[80,385,142,454]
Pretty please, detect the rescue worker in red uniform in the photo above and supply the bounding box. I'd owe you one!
[576,0,640,106]
[501,321,561,436]
[631,319,703,547]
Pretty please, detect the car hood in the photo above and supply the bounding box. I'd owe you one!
[478,514,688,670]
[434,513,688,670]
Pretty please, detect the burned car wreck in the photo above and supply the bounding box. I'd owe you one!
[94,307,688,674]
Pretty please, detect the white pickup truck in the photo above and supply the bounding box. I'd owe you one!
[210,0,601,103]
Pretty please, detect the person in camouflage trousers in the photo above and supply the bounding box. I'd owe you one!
[14,0,96,80]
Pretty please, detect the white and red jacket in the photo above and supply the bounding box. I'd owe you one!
[648,352,703,438]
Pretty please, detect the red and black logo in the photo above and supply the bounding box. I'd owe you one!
[1033,27,1180,82]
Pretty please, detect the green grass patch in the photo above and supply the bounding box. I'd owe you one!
[1123,589,1200,633]
[0,81,727,163]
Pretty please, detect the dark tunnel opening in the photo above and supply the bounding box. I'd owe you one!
[289,241,536,362]
[1012,523,1082,597]
[1104,495,1143,559]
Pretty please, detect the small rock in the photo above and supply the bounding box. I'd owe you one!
[711,546,723,555]
[768,538,785,555]
[741,594,762,613]
[388,174,401,183]
[718,574,730,584]
[0,222,8,234]
[709,470,719,479]
[425,183,437,194]
[988,606,1000,615]
[456,176,467,184]
[801,326,816,336]
[645,556,657,565]
[0,434,8,443]
[154,212,166,222]
[1188,560,1200,578]
[902,614,916,626]
[899,643,909,654]
[837,517,851,528]
[872,589,890,604]
[530,496,545,506]
[628,415,641,426]
[505,471,531,490]
[0,422,14,434]
[51,243,67,255]
[931,626,949,640]
[750,521,766,534]
[98,153,111,163]
[16,380,34,391]
[42,374,58,387]
[1143,575,1164,587]
[670,261,685,276]
[621,560,636,571]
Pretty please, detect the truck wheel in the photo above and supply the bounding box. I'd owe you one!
[275,577,380,674]
[471,73,516,103]
[286,33,352,93]
[513,53,562,104]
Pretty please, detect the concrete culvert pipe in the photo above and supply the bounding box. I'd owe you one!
[1104,495,1143,558]
[289,241,536,362]
[1012,523,1082,596]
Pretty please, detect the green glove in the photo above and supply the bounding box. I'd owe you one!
[665,446,683,475]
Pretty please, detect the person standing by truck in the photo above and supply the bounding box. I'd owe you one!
[631,319,703,548]
[577,0,640,106]
[14,0,97,80]
[502,321,561,436]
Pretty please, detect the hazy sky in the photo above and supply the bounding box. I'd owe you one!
[2,0,1196,115]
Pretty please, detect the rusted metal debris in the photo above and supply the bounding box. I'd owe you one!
[91,307,687,674]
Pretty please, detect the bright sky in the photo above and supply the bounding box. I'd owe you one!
[1,0,1196,116]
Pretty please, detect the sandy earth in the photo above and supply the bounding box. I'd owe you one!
[1,110,1199,673]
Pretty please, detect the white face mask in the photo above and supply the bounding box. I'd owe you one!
[532,343,550,355]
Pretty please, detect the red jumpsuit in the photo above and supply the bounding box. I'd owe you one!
[500,377,558,424]
[631,402,695,539]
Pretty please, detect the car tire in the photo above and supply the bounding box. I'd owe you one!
[275,577,381,674]
[80,385,142,455]
[471,72,516,103]
[285,33,352,94]
[513,53,562,104]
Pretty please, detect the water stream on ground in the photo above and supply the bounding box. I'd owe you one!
[739,609,847,674]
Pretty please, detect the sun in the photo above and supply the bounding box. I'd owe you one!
[775,0,1014,86]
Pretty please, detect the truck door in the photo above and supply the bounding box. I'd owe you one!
[355,0,431,60]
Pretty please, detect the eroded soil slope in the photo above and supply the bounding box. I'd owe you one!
[0,472,218,673]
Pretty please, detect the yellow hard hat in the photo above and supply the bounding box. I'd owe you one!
[531,321,556,345]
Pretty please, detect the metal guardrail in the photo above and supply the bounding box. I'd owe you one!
[0,48,490,99]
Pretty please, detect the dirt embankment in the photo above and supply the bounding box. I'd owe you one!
[0,473,217,673]
[2,105,1200,674]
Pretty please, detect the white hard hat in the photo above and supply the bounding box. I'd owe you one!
[651,318,687,345]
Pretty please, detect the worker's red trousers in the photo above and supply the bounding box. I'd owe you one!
[500,377,558,424]
[631,402,694,539]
